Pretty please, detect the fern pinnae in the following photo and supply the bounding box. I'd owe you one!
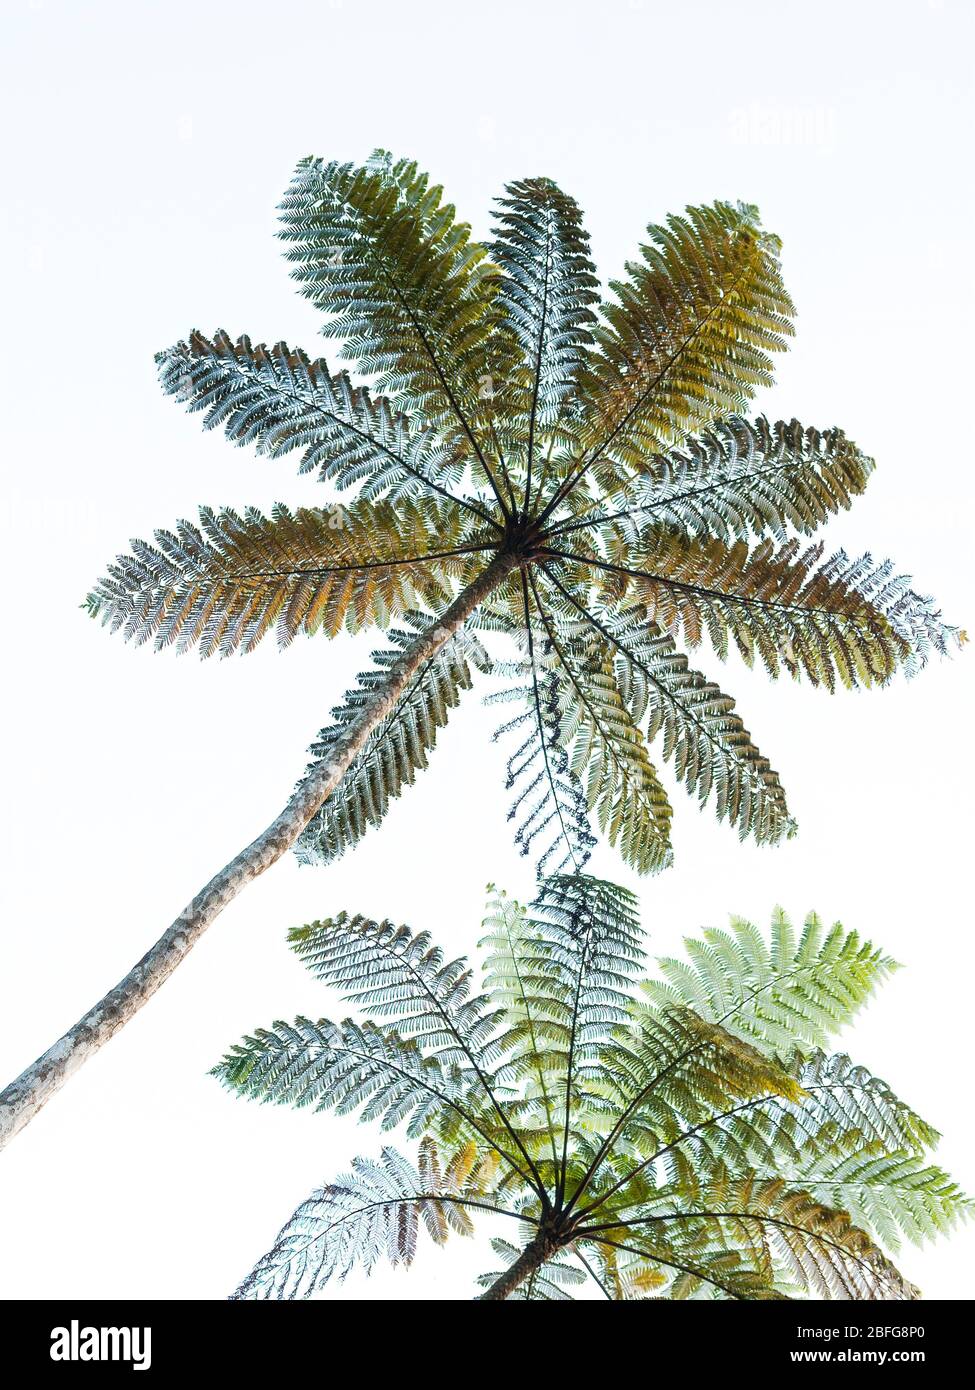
[479,888,563,1176]
[528,570,674,875]
[280,153,518,516]
[284,911,551,1198]
[550,415,875,547]
[297,618,490,864]
[541,566,794,844]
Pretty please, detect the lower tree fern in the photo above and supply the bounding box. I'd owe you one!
[214,878,969,1300]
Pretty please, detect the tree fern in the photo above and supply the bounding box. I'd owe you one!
[86,150,961,876]
[4,149,960,1149]
[217,881,969,1300]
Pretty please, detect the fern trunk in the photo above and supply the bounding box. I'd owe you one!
[0,553,518,1150]
[478,1232,558,1300]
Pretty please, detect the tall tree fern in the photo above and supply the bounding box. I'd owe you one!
[215,879,969,1300]
[0,151,960,1147]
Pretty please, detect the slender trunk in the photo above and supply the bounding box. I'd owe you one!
[477,1232,558,1300]
[0,553,518,1151]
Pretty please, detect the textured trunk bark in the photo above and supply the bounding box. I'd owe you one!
[0,552,518,1150]
[477,1232,558,1300]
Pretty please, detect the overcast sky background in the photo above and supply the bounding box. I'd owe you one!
[1,0,973,1301]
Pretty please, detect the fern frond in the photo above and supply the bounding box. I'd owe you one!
[792,1051,939,1155]
[558,534,960,688]
[155,330,492,517]
[214,995,544,1189]
[87,498,489,654]
[487,593,596,876]
[279,152,520,506]
[487,874,649,1197]
[297,619,490,864]
[645,1050,939,1193]
[640,908,898,1053]
[233,1138,484,1299]
[490,178,599,502]
[212,1015,477,1141]
[541,579,794,845]
[574,202,794,474]
[477,887,564,1174]
[483,875,644,1144]
[555,415,874,547]
[598,1004,804,1155]
[287,908,498,1065]
[586,1175,918,1300]
[529,578,673,873]
[796,1151,972,1253]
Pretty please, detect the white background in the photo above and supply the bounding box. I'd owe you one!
[1,0,973,1302]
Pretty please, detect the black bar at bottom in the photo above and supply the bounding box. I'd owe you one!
[1,1296,967,1374]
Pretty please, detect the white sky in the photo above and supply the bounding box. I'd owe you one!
[1,0,973,1302]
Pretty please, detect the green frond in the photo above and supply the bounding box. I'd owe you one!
[486,597,597,877]
[640,907,898,1053]
[596,1004,805,1161]
[490,177,599,502]
[576,202,795,472]
[484,875,643,1084]
[297,620,491,864]
[233,1138,483,1299]
[279,152,521,504]
[287,905,499,1065]
[156,330,486,516]
[643,1050,939,1197]
[568,655,674,874]
[583,1174,918,1301]
[540,582,794,845]
[558,415,874,547]
[87,497,488,655]
[797,1151,972,1254]
[792,1050,939,1154]
[529,584,674,874]
[212,1014,475,1141]
[564,533,960,688]
[477,887,563,1172]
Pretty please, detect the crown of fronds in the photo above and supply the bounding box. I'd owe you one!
[89,151,962,877]
[214,879,969,1300]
